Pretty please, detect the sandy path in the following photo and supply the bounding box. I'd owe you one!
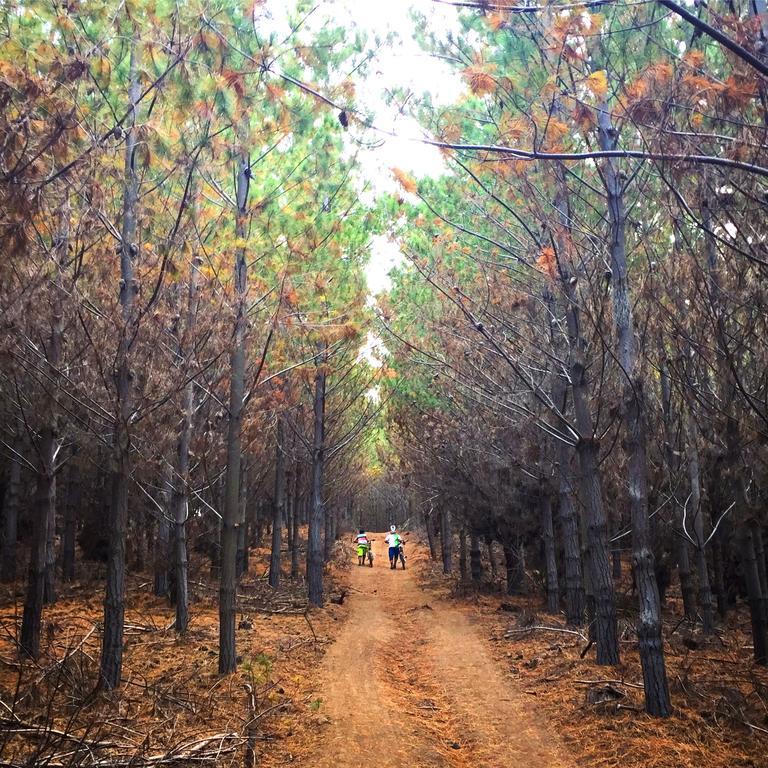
[307,535,571,768]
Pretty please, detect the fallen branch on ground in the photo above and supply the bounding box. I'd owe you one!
[504,626,587,641]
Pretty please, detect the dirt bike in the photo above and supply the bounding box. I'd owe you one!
[356,539,375,567]
[397,541,406,570]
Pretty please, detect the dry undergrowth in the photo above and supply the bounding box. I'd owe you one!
[0,541,352,767]
[5,534,766,768]
[417,541,768,768]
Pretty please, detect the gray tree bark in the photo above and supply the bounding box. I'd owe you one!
[236,459,249,578]
[290,462,300,578]
[424,508,437,561]
[218,149,250,674]
[545,289,583,625]
[598,104,670,715]
[101,34,141,689]
[170,232,202,633]
[440,506,452,574]
[22,188,68,653]
[21,426,57,658]
[1,442,21,583]
[660,354,695,621]
[703,197,766,663]
[541,490,559,614]
[307,356,327,606]
[269,418,285,589]
[555,171,619,665]
[469,531,482,584]
[61,453,79,583]
[154,465,171,598]
[683,411,714,633]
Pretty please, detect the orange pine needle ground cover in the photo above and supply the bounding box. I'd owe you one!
[417,544,768,768]
[2,536,767,767]
[0,542,352,767]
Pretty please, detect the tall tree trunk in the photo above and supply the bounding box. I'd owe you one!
[210,518,222,579]
[557,475,584,625]
[503,542,524,596]
[307,357,327,606]
[702,196,765,663]
[459,527,467,580]
[424,509,438,561]
[61,453,79,583]
[269,418,285,589]
[683,411,714,633]
[487,538,497,582]
[171,230,202,632]
[290,463,300,578]
[545,289,584,625]
[285,463,294,557]
[553,163,616,658]
[154,465,171,598]
[469,531,483,584]
[564,286,617,664]
[1,443,21,583]
[440,507,452,574]
[712,527,728,619]
[660,353,695,621]
[598,105,669,714]
[22,190,67,653]
[101,34,140,690]
[21,427,56,658]
[43,198,69,606]
[541,490,559,614]
[43,482,57,605]
[236,460,248,578]
[219,149,250,675]
[742,522,768,664]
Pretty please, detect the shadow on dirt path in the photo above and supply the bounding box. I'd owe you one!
[307,535,571,768]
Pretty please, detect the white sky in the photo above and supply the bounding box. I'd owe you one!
[261,1,465,374]
[333,1,463,295]
[263,0,464,295]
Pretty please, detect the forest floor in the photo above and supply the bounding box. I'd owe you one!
[427,554,768,768]
[1,534,767,767]
[0,540,354,767]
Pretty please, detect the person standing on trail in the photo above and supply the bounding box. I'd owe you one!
[385,525,401,570]
[354,529,370,567]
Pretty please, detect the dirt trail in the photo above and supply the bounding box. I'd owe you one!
[307,536,571,768]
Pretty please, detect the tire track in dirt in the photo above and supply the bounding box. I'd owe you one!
[305,535,572,768]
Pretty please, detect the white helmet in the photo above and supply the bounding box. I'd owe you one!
[390,525,396,532]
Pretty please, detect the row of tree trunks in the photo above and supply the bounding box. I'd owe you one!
[100,34,142,690]
[545,305,584,627]
[540,491,559,615]
[440,507,452,574]
[598,103,670,716]
[218,147,250,675]
[236,462,250,578]
[154,465,172,598]
[171,231,202,632]
[307,352,327,607]
[269,418,285,589]
[61,455,79,583]
[1,438,21,583]
[290,463,301,578]
[553,160,619,666]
